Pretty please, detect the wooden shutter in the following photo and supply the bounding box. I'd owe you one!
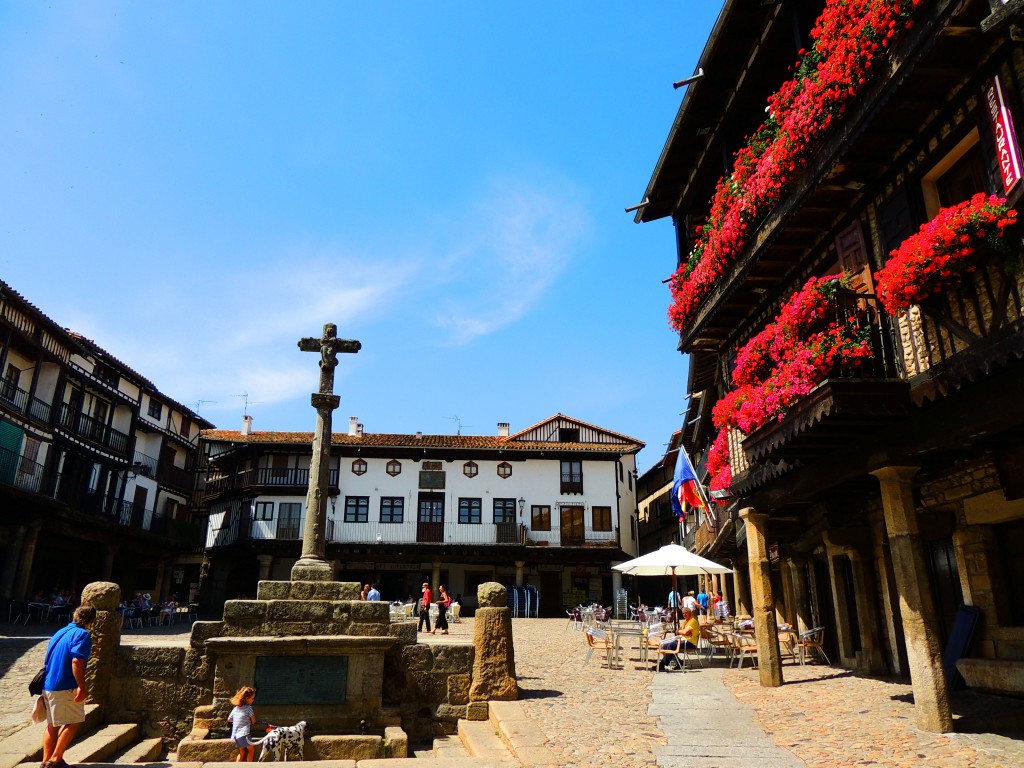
[835,220,874,294]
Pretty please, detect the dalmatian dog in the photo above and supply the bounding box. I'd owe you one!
[257,720,306,762]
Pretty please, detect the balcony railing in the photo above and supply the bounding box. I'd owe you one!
[0,445,45,494]
[0,381,29,414]
[159,462,193,491]
[132,451,159,478]
[897,260,1024,390]
[58,403,129,455]
[201,467,338,498]
[559,474,584,494]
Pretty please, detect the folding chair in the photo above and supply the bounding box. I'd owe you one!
[657,635,685,672]
[584,628,616,668]
[797,627,831,665]
[730,633,759,669]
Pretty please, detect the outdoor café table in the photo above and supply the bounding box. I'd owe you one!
[612,626,647,665]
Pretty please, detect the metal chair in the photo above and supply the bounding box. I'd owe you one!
[797,627,831,665]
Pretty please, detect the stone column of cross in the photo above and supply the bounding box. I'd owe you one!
[291,323,361,583]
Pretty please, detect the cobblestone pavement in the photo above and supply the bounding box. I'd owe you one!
[510,619,664,768]
[722,661,1024,768]
[5,617,1024,768]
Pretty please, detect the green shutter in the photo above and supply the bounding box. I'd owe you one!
[0,420,25,484]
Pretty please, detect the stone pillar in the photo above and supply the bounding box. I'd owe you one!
[13,522,41,602]
[514,561,525,587]
[872,466,953,733]
[720,568,732,609]
[611,568,622,608]
[101,544,117,581]
[740,508,783,687]
[786,558,812,635]
[469,582,518,701]
[80,581,121,708]
[777,558,796,629]
[1,525,26,600]
[154,560,166,601]
[733,559,752,617]
[431,560,441,592]
[872,515,907,675]
[823,533,857,665]
[847,548,886,674]
[161,561,175,601]
[257,554,274,582]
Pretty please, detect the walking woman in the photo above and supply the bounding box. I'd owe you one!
[432,584,452,635]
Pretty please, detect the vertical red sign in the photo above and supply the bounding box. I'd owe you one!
[986,75,1023,194]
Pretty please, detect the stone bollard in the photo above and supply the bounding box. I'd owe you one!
[469,582,518,701]
[80,581,122,708]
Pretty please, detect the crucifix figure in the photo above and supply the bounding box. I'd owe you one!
[291,323,361,583]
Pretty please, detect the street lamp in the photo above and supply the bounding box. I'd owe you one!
[517,497,526,520]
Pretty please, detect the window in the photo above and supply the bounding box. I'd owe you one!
[560,459,583,493]
[386,459,402,477]
[380,497,404,523]
[352,458,367,475]
[459,497,482,524]
[494,498,516,524]
[254,501,274,521]
[277,503,301,538]
[344,496,369,523]
[147,399,163,419]
[179,415,191,438]
[592,506,612,532]
[463,461,478,478]
[558,427,579,442]
[531,505,551,531]
[496,461,512,479]
[163,498,179,518]
[922,129,987,218]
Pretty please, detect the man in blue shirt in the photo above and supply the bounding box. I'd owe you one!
[41,604,96,768]
[366,584,381,601]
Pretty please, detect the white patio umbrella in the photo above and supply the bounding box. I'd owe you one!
[613,544,732,628]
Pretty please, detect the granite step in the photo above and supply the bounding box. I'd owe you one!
[64,723,140,764]
[110,737,164,763]
[0,704,101,768]
[457,720,516,763]
[431,734,469,759]
[487,700,556,768]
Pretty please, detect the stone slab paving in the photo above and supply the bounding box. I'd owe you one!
[722,660,1024,768]
[650,665,805,768]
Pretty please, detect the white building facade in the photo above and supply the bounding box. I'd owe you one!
[198,414,643,613]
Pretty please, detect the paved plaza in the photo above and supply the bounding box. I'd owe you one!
[2,616,1023,767]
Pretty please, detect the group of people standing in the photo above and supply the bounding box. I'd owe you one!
[417,581,453,635]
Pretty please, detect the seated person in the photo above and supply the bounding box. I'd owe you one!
[657,609,701,670]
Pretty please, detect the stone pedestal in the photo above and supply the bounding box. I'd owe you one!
[469,583,518,701]
[80,581,121,708]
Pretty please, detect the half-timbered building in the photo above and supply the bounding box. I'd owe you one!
[638,0,1024,730]
[0,280,213,613]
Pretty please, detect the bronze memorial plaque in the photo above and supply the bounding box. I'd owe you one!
[254,656,348,705]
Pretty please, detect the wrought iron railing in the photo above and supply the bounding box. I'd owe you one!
[0,445,45,493]
[58,403,129,455]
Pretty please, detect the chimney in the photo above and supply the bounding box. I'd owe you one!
[415,431,422,440]
[241,415,253,436]
[348,416,358,436]
[497,422,510,437]
[357,422,364,436]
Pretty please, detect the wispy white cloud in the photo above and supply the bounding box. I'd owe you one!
[429,174,590,346]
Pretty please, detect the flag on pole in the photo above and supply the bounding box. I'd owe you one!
[671,445,705,520]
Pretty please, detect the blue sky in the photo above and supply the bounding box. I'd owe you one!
[0,2,720,471]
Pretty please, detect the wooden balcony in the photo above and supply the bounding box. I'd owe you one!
[58,403,129,456]
[897,259,1024,403]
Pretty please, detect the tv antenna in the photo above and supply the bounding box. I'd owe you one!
[233,392,263,417]
[444,416,473,436]
[194,399,217,414]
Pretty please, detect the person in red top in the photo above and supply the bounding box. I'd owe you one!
[418,582,433,633]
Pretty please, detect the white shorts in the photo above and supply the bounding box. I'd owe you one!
[42,689,85,727]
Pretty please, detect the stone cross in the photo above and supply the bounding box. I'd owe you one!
[291,323,361,583]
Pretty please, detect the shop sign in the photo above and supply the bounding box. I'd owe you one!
[768,543,780,564]
[986,75,1023,193]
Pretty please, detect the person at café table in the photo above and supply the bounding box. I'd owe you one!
[657,608,701,670]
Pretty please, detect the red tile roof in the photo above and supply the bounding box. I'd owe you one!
[199,429,639,452]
